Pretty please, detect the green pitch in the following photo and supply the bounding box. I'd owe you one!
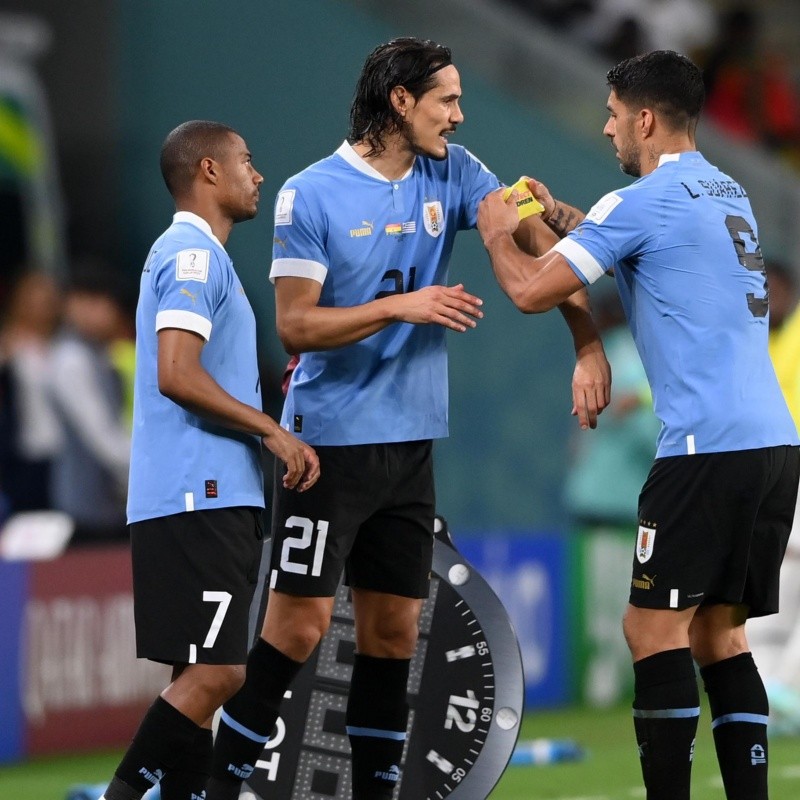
[2,704,799,800]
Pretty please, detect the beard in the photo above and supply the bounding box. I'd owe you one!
[230,201,259,223]
[402,119,449,161]
[617,143,641,177]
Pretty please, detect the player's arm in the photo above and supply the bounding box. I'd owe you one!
[479,188,611,428]
[274,275,484,354]
[513,211,559,257]
[478,187,584,312]
[157,328,319,490]
[526,177,586,238]
[555,289,611,429]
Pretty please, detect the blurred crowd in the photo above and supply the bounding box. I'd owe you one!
[0,266,133,549]
[505,0,800,170]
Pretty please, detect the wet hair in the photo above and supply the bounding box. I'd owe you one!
[606,50,705,132]
[348,37,453,157]
[160,120,238,198]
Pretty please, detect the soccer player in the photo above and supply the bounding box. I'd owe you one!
[206,37,610,800]
[100,120,319,800]
[476,50,800,800]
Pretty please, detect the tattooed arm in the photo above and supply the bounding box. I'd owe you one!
[544,198,585,237]
[526,178,585,239]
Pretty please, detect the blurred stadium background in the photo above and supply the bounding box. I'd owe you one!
[2,0,800,797]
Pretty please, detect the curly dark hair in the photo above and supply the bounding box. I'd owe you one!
[348,37,453,157]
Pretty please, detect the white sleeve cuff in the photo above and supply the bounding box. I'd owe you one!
[270,258,327,285]
[155,309,212,341]
[552,238,607,285]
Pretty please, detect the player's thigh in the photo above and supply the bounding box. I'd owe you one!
[268,445,382,597]
[347,441,435,600]
[130,506,265,665]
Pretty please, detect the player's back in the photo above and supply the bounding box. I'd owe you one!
[615,152,798,456]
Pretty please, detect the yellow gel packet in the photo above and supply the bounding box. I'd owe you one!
[502,177,545,220]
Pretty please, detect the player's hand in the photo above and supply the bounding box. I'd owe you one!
[394,283,484,332]
[477,188,520,245]
[262,427,321,491]
[571,340,611,430]
[525,178,556,220]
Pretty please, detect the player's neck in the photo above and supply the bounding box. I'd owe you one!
[639,136,696,176]
[352,138,415,181]
[176,202,233,245]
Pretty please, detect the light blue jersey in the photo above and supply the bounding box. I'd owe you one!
[269,141,499,445]
[553,151,798,457]
[127,212,264,523]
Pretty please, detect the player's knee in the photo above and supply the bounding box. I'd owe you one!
[363,618,419,658]
[689,634,748,667]
[622,608,639,650]
[273,616,329,661]
[194,663,246,707]
[621,608,658,660]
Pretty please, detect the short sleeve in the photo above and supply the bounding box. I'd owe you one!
[152,248,226,341]
[456,147,501,230]
[270,185,329,284]
[552,189,648,285]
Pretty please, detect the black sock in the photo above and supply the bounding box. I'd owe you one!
[104,696,203,800]
[700,652,769,800]
[346,654,410,800]
[207,638,302,800]
[158,727,213,800]
[632,647,699,800]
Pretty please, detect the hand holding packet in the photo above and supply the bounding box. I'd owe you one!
[501,177,545,220]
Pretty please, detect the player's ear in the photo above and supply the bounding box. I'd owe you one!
[199,156,219,185]
[639,108,656,139]
[390,85,411,117]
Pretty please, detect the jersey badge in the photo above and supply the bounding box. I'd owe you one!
[585,192,623,225]
[385,222,403,236]
[275,189,296,226]
[636,523,656,563]
[176,249,210,283]
[350,221,374,238]
[423,201,444,237]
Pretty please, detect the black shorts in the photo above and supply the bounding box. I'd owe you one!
[630,445,800,616]
[269,441,435,598]
[130,507,265,664]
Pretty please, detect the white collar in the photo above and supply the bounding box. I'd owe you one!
[658,152,684,167]
[173,211,225,250]
[334,141,415,183]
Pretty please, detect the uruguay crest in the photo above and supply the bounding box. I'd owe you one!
[636,524,656,563]
[423,200,444,238]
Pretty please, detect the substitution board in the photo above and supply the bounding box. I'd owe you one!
[245,516,524,800]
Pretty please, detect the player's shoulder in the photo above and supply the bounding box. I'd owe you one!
[276,151,347,221]
[281,149,349,191]
[435,143,493,174]
[149,220,227,278]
